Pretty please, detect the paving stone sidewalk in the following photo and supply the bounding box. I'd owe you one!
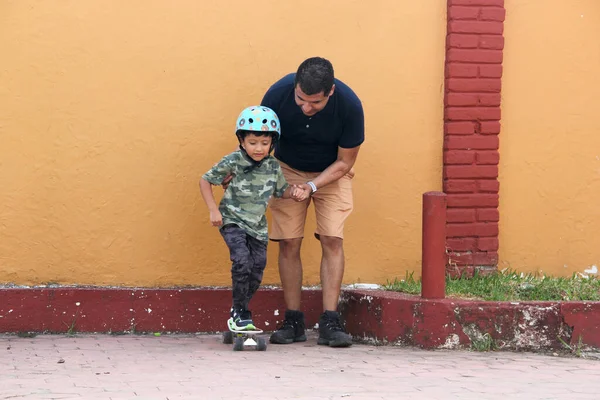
[1,332,599,400]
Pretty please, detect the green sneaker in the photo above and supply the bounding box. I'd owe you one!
[228,308,257,331]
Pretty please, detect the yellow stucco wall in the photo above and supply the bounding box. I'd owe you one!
[0,1,445,286]
[500,0,600,276]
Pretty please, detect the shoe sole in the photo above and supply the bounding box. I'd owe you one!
[317,337,353,348]
[269,335,307,345]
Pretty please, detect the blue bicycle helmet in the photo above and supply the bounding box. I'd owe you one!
[235,106,280,139]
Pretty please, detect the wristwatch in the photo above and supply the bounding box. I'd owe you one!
[306,181,317,194]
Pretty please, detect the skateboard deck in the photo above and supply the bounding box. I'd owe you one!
[223,318,267,351]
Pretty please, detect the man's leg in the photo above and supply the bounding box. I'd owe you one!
[312,172,354,347]
[317,234,352,347]
[268,162,311,344]
[278,238,303,310]
[319,235,345,312]
[269,237,307,344]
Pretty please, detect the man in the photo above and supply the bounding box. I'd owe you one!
[262,57,364,347]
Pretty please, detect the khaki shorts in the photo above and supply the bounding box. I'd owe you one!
[269,162,354,240]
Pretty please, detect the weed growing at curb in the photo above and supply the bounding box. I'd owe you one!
[385,269,600,301]
[470,333,498,352]
[558,335,585,357]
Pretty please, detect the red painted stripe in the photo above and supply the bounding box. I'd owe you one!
[0,288,322,334]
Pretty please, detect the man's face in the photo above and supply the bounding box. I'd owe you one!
[294,84,335,116]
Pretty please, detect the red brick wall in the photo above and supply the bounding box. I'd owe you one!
[444,0,505,276]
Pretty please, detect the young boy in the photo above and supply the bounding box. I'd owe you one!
[199,106,307,331]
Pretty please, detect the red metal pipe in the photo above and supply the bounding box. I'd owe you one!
[421,191,447,299]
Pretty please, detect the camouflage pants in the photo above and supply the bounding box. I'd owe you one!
[220,224,268,311]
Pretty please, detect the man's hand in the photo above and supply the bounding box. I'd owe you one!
[291,184,310,202]
[221,174,234,190]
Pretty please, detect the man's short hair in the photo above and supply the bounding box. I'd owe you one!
[294,57,335,96]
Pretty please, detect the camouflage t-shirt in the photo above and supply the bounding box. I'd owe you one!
[202,151,288,241]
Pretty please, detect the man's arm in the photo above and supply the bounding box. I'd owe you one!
[305,85,364,192]
[300,146,361,192]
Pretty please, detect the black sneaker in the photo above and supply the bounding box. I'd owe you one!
[269,310,307,344]
[317,310,352,347]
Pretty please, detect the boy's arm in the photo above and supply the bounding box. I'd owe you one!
[280,185,293,199]
[272,163,309,201]
[221,147,240,189]
[272,162,290,199]
[201,152,237,226]
[282,184,310,201]
[199,178,223,226]
[199,178,218,212]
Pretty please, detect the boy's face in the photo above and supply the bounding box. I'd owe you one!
[241,133,273,162]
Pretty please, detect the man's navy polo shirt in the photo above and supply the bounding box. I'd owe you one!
[261,73,364,173]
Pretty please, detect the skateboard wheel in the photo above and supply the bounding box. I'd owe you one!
[257,337,267,351]
[233,337,244,351]
[223,331,233,344]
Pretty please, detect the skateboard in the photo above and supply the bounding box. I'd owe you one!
[223,319,267,351]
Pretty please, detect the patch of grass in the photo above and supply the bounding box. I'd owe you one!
[17,331,37,338]
[471,333,497,352]
[63,310,79,335]
[385,269,600,301]
[385,271,421,295]
[558,335,585,357]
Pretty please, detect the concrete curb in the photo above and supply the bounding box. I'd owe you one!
[341,289,600,350]
[0,287,322,334]
[1,287,598,351]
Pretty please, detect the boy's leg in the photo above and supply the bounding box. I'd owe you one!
[220,225,254,330]
[247,236,267,301]
[240,236,267,329]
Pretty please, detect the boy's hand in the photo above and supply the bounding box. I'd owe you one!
[210,210,223,227]
[291,185,310,202]
[221,174,234,190]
